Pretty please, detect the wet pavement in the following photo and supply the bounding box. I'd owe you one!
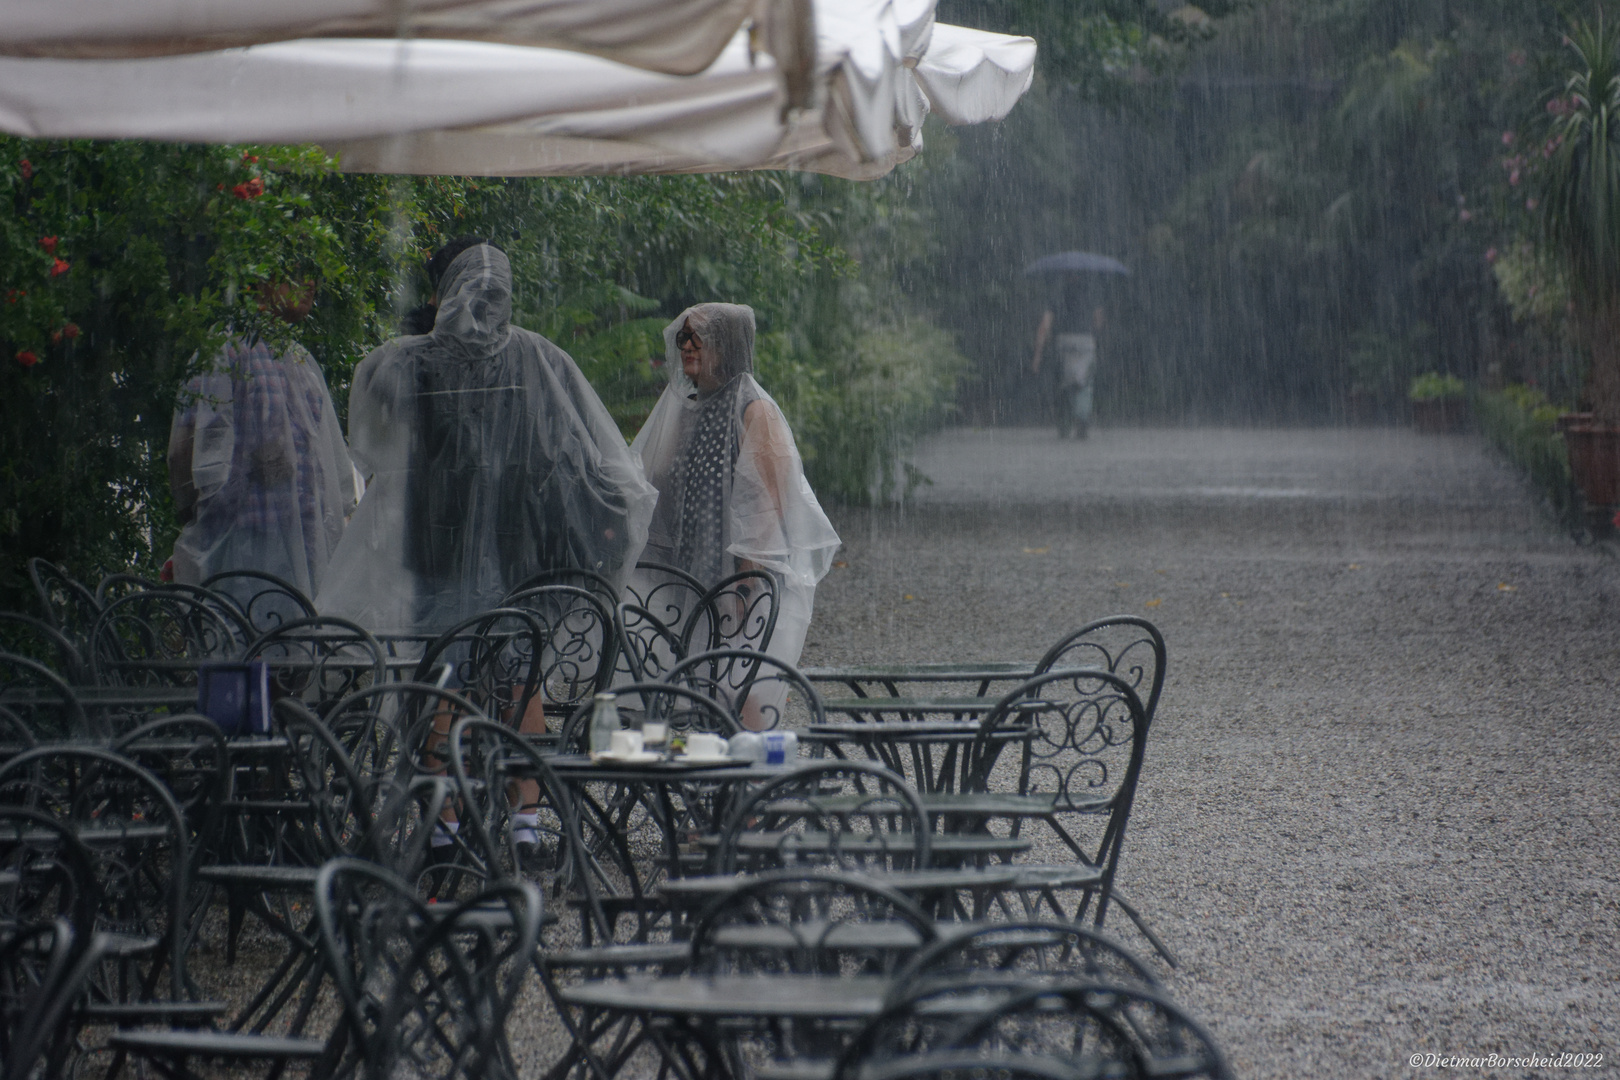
[806,425,1620,1080]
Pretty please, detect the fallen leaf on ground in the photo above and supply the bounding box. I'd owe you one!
[1144,598,1162,608]
[1348,563,1362,570]
[1115,582,1130,588]
[903,594,915,601]
[1023,546,1050,554]
[833,560,848,569]
[1497,583,1516,592]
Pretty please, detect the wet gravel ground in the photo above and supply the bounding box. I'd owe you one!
[803,425,1620,1080]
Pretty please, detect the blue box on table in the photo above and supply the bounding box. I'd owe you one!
[197,662,272,735]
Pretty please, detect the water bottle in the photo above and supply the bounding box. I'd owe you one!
[589,693,619,756]
[760,730,799,766]
[728,731,764,762]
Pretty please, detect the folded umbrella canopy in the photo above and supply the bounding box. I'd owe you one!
[0,0,797,76]
[0,0,1034,179]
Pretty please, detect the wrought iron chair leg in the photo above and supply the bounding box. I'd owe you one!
[1096,887,1179,968]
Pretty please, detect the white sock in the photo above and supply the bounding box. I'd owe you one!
[512,812,540,846]
[430,820,459,848]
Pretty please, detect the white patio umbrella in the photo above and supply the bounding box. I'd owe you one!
[0,0,1034,179]
[0,0,802,78]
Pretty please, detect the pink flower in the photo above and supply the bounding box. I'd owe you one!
[15,349,38,367]
[1485,247,1498,263]
[1508,49,1527,68]
[1509,170,1521,186]
[1502,131,1516,145]
[49,257,70,277]
[1459,209,1473,222]
[1526,197,1538,211]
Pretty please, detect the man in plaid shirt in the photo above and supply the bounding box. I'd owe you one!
[168,283,357,605]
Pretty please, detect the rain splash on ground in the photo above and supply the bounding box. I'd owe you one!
[805,425,1620,1080]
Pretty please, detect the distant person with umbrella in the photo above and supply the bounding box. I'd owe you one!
[1026,251,1128,440]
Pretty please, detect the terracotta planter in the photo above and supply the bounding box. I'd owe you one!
[1411,398,1468,433]
[1562,422,1620,509]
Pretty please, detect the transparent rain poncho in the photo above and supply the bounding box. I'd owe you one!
[631,303,840,669]
[168,339,357,605]
[317,245,656,634]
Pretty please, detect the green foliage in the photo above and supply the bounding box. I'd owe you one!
[1476,384,1575,519]
[1408,371,1467,401]
[1540,9,1620,304]
[0,139,414,605]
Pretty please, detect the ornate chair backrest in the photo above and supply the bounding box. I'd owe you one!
[0,746,191,1003]
[626,560,707,641]
[445,718,620,928]
[717,760,930,875]
[414,607,548,727]
[200,569,317,636]
[26,559,100,645]
[689,869,936,977]
[363,775,454,885]
[273,698,380,862]
[615,601,685,684]
[969,668,1151,919]
[0,613,88,685]
[88,590,249,687]
[663,647,824,732]
[944,981,1231,1080]
[1034,616,1166,726]
[1,918,113,1080]
[245,616,387,713]
[376,880,542,1080]
[314,858,431,1075]
[679,569,779,657]
[0,651,91,741]
[893,920,1160,992]
[499,586,619,714]
[322,682,488,785]
[0,807,99,943]
[832,974,1148,1080]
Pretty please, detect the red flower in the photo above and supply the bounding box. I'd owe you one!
[242,151,260,163]
[62,322,79,339]
[15,350,38,367]
[1612,509,1620,530]
[19,159,32,180]
[49,257,70,277]
[231,177,265,200]
[39,236,57,254]
[5,289,23,304]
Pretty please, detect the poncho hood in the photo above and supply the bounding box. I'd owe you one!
[663,303,755,396]
[431,244,512,359]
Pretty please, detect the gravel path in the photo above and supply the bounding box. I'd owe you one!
[802,425,1620,1080]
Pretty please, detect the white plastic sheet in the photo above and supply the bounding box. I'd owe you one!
[0,0,1034,179]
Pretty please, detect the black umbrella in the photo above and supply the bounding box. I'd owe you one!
[1023,251,1130,276]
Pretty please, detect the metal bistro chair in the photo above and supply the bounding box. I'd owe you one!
[87,591,250,736]
[244,616,387,716]
[830,973,1151,1080]
[2,919,115,1080]
[1035,616,1167,728]
[413,608,548,735]
[0,612,90,685]
[893,920,1161,994]
[664,648,825,733]
[500,585,621,719]
[716,760,931,876]
[0,650,92,742]
[616,601,688,684]
[26,558,101,648]
[680,569,779,658]
[953,668,1167,962]
[200,570,317,637]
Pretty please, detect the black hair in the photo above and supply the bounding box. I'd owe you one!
[426,236,504,291]
[400,302,438,336]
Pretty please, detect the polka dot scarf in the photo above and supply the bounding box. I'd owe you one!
[672,374,743,584]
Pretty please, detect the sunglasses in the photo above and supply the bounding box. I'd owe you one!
[676,329,702,348]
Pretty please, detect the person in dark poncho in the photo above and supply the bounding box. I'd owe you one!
[318,239,656,634]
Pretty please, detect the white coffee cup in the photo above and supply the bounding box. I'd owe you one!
[685,732,726,758]
[641,720,669,747]
[610,729,644,757]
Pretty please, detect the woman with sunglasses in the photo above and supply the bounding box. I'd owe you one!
[631,304,840,715]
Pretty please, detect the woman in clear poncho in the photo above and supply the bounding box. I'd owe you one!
[631,303,840,700]
[317,243,656,635]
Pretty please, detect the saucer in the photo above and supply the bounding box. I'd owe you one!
[675,753,731,763]
[590,750,662,764]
